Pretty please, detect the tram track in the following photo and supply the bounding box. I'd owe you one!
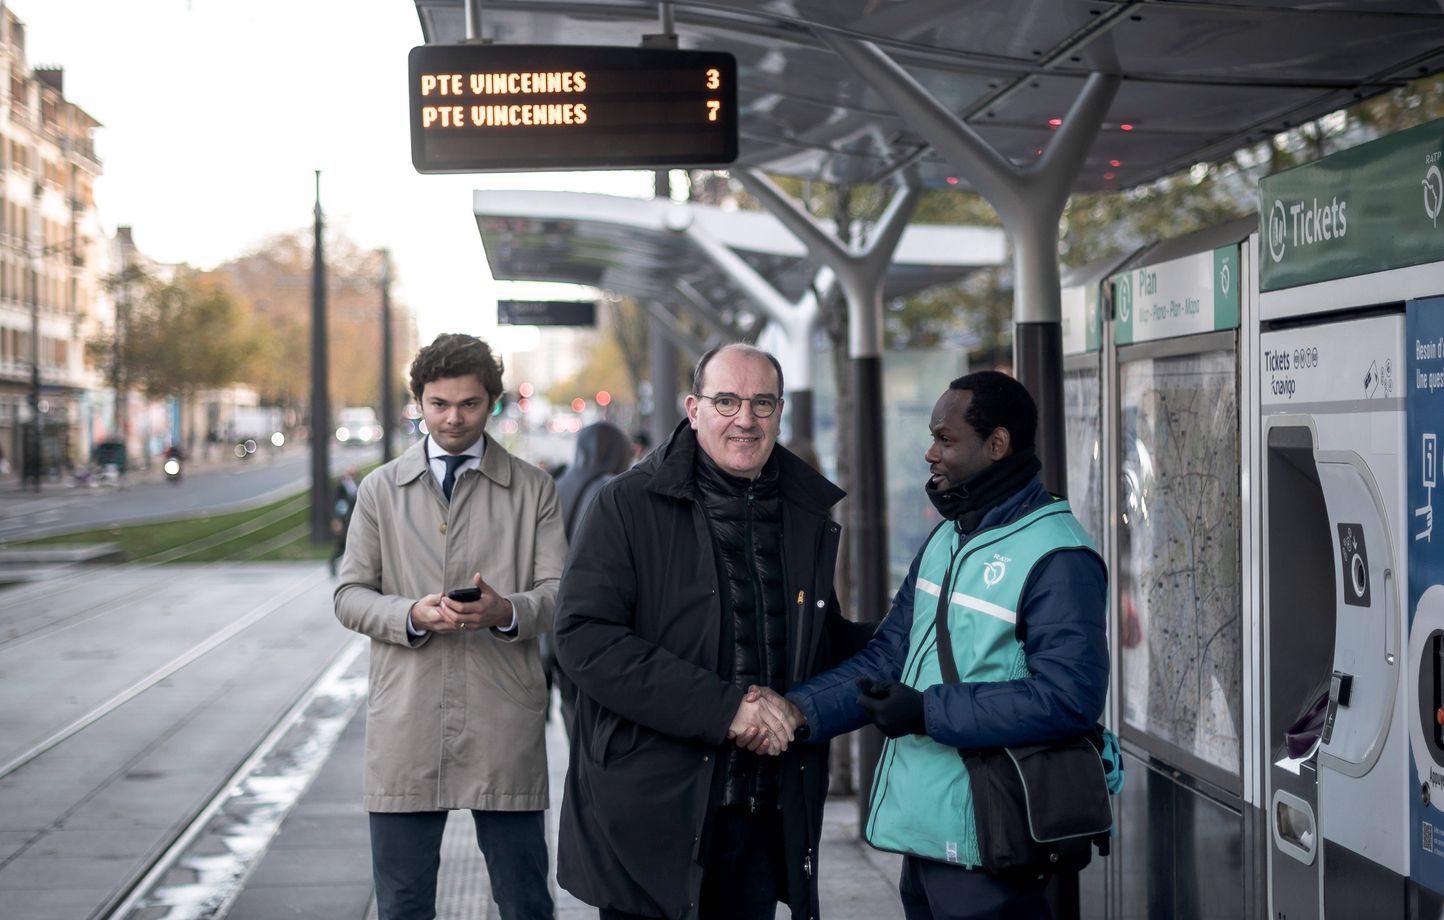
[0,563,360,920]
[0,568,329,784]
[100,635,367,920]
[0,493,315,651]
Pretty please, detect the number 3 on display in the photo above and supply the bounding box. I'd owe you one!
[706,68,721,90]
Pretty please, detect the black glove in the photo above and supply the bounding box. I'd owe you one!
[856,677,927,738]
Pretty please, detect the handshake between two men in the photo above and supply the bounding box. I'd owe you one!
[726,686,804,755]
[724,677,929,755]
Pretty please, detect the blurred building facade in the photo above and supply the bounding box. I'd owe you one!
[0,7,106,478]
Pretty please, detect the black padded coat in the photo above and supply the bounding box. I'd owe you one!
[554,420,871,920]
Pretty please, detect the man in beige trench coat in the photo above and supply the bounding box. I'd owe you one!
[336,333,567,920]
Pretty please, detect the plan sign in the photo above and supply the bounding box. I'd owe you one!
[408,44,738,173]
[1112,245,1240,345]
[1259,116,1444,292]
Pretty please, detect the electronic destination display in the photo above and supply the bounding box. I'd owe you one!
[408,44,738,173]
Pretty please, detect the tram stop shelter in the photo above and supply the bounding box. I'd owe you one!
[412,0,1444,670]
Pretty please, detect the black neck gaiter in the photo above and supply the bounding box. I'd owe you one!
[926,448,1042,533]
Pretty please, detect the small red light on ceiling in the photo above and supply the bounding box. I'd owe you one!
[1047,118,1062,127]
[1104,172,1116,181]
[1109,159,1121,168]
[1120,123,1134,131]
[945,176,959,185]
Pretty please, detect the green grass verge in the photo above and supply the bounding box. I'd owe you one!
[13,491,330,562]
[13,463,379,563]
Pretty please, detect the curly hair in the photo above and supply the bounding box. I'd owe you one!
[409,333,505,404]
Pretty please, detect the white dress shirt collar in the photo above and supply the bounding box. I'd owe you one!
[425,433,486,489]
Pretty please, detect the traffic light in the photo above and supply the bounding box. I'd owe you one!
[596,390,612,407]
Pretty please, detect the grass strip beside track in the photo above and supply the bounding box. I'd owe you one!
[15,491,333,563]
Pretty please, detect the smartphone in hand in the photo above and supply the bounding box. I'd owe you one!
[447,586,482,603]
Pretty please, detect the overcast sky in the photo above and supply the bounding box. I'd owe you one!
[13,0,652,344]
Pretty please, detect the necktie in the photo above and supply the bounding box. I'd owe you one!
[441,454,473,501]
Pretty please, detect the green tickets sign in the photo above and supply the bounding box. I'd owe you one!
[1112,245,1241,345]
[1258,117,1444,292]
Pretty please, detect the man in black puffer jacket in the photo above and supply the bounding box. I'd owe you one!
[554,343,871,920]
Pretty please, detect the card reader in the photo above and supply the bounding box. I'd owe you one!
[1321,670,1352,746]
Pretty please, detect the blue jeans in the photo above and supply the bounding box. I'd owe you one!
[370,810,553,920]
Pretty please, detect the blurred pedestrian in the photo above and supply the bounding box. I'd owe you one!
[329,466,360,576]
[334,333,565,920]
[547,421,632,732]
[629,429,651,466]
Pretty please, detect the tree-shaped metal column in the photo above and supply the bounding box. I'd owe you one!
[822,32,1120,495]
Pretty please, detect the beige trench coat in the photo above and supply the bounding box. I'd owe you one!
[334,434,566,813]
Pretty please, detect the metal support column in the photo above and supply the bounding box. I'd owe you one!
[113,227,133,451]
[821,32,1119,494]
[25,182,41,491]
[380,248,396,465]
[649,321,680,444]
[463,0,484,42]
[309,172,332,543]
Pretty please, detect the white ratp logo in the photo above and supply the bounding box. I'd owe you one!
[1268,199,1288,264]
[1116,274,1132,322]
[1424,162,1443,228]
[982,559,1007,588]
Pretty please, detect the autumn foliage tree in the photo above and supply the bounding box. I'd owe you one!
[89,266,256,445]
[213,231,415,428]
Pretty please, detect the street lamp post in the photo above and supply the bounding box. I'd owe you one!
[25,181,42,492]
[380,249,395,465]
[113,227,133,447]
[309,172,331,543]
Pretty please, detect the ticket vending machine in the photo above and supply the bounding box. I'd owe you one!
[1257,116,1444,917]
[1259,316,1408,919]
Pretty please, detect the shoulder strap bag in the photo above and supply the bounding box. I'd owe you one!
[932,546,1117,877]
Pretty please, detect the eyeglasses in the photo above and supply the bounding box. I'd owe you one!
[695,393,780,418]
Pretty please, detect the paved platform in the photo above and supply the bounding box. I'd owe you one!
[228,681,905,919]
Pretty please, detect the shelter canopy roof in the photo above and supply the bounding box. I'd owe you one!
[474,190,1006,308]
[416,0,1444,193]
